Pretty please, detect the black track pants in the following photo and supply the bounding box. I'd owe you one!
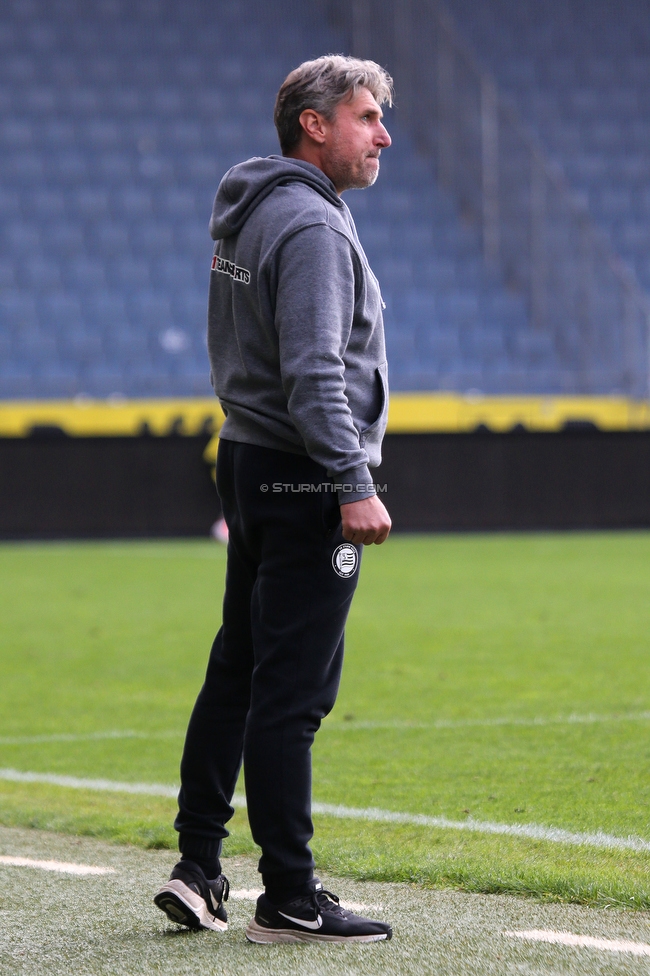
[175,440,361,886]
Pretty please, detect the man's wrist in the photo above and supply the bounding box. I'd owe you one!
[335,464,376,505]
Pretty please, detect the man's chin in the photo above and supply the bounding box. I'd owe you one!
[354,162,380,189]
[366,155,381,179]
[358,171,379,189]
[336,161,380,192]
[365,167,379,187]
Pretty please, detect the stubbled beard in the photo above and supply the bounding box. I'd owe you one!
[327,145,380,192]
[352,161,379,189]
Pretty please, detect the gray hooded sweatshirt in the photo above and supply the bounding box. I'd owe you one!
[207,155,388,503]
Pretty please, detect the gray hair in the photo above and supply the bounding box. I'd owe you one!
[274,54,394,155]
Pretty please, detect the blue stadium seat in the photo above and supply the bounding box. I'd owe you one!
[617,222,648,251]
[0,363,36,398]
[90,221,130,254]
[511,330,555,363]
[2,220,41,256]
[40,120,76,148]
[1,291,38,330]
[415,327,461,362]
[0,259,15,288]
[38,364,79,398]
[84,364,127,397]
[385,328,416,361]
[154,257,196,288]
[166,121,203,149]
[65,87,101,114]
[446,0,650,304]
[159,188,199,217]
[68,188,110,219]
[29,189,66,219]
[0,189,20,217]
[589,122,623,150]
[61,327,103,361]
[619,155,650,182]
[3,0,641,399]
[20,256,62,291]
[0,119,33,149]
[43,293,85,332]
[49,151,86,181]
[48,221,85,255]
[85,292,128,330]
[64,257,107,290]
[132,220,175,252]
[84,120,122,148]
[4,151,43,182]
[97,152,132,181]
[22,85,58,114]
[14,326,57,363]
[108,326,149,357]
[109,258,150,289]
[597,188,632,219]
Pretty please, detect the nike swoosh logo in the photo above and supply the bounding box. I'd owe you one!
[209,891,221,911]
[278,911,323,930]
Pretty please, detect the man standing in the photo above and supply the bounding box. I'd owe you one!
[155,55,393,943]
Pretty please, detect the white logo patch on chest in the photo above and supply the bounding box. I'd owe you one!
[211,254,251,284]
[332,544,358,578]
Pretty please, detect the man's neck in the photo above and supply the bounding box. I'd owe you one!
[285,147,340,195]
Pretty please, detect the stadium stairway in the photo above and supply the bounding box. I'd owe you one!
[445,0,650,298]
[0,0,565,401]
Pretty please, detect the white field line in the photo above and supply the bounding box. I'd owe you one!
[0,768,178,798]
[2,768,650,854]
[325,710,650,731]
[506,930,650,956]
[0,855,115,876]
[3,711,650,746]
[0,730,182,745]
[309,800,650,853]
[338,901,382,913]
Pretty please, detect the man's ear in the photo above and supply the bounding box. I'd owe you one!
[298,108,328,145]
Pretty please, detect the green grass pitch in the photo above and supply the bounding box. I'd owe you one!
[1,533,649,909]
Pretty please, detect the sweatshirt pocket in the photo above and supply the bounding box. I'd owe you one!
[359,361,389,446]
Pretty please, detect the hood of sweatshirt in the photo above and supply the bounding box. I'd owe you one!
[209,155,344,241]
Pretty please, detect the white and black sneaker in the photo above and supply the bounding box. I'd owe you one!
[154,860,229,932]
[245,877,392,943]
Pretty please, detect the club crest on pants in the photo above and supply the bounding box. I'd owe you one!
[332,543,358,578]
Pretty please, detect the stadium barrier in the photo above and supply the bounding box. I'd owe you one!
[380,430,650,531]
[2,395,650,537]
[0,434,218,540]
[2,393,650,439]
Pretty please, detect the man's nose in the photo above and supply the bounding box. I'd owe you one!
[376,123,391,148]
